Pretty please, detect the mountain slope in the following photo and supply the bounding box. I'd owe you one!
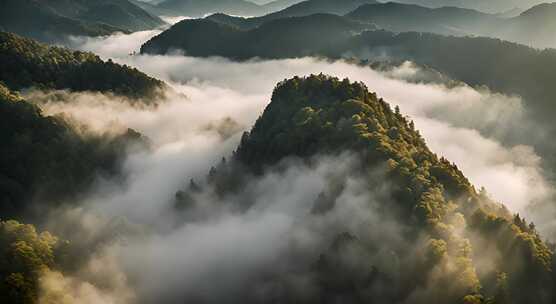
[346,2,501,36]
[394,0,545,14]
[0,0,165,43]
[347,2,556,49]
[141,14,375,58]
[76,0,166,32]
[206,0,378,29]
[155,0,267,17]
[261,0,305,12]
[0,32,166,101]
[0,0,121,43]
[0,83,146,220]
[498,3,556,48]
[177,75,554,303]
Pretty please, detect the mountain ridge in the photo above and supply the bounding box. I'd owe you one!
[0,0,166,43]
[0,31,166,102]
[205,0,379,30]
[175,74,554,303]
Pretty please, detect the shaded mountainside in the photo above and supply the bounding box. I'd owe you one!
[498,2,556,49]
[347,2,556,49]
[141,14,375,58]
[155,0,267,17]
[154,0,320,17]
[0,83,146,221]
[0,32,166,101]
[177,75,555,303]
[393,0,544,14]
[260,0,305,12]
[75,0,166,31]
[205,0,378,30]
[0,0,165,43]
[152,1,556,50]
[0,0,120,43]
[346,2,502,36]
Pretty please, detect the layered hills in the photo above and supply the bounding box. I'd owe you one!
[0,0,166,43]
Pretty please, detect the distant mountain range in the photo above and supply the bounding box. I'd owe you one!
[141,14,376,57]
[394,0,546,14]
[206,0,378,29]
[200,1,556,49]
[156,0,265,17]
[0,0,166,42]
[347,2,556,49]
[136,0,312,17]
[346,2,499,36]
[498,2,556,49]
[143,1,556,53]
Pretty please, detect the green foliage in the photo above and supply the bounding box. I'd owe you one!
[236,74,477,208]
[0,83,146,220]
[0,220,58,304]
[0,31,165,101]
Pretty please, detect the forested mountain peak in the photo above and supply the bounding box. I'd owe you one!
[236,74,486,206]
[176,74,555,303]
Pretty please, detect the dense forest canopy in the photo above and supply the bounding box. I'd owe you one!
[0,220,60,304]
[0,82,147,221]
[0,32,166,102]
